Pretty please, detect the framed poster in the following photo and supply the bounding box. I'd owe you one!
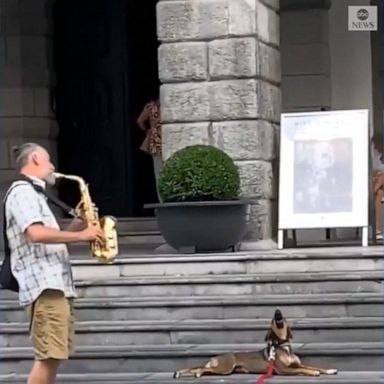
[278,109,370,244]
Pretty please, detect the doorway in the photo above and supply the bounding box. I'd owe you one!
[52,0,159,218]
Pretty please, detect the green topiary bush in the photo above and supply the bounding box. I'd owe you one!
[159,145,240,202]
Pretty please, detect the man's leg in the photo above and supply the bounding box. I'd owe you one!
[28,359,60,384]
[27,290,74,384]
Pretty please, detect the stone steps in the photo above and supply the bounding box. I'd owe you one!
[68,249,384,281]
[1,270,382,300]
[1,247,383,379]
[1,317,382,347]
[1,342,383,374]
[1,372,383,384]
[2,293,384,322]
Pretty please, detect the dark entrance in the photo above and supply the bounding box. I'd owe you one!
[52,0,159,217]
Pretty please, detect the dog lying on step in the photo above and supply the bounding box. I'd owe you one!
[173,309,338,378]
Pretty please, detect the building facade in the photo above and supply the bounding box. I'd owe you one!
[0,0,382,246]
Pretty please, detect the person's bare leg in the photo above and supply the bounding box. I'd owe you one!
[375,188,384,236]
[28,359,60,384]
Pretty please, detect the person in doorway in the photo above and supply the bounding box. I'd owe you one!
[137,97,163,201]
[371,136,384,240]
[4,143,105,384]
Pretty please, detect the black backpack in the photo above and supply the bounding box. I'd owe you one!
[0,175,75,292]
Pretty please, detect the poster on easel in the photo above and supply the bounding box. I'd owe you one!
[278,109,370,249]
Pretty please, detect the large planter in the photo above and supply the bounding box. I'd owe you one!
[145,200,250,253]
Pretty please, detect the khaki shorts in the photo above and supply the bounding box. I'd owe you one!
[26,289,75,361]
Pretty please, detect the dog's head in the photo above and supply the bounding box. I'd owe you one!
[264,309,293,346]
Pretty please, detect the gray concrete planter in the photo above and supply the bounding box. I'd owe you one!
[145,200,250,253]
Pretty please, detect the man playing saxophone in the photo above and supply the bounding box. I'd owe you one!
[3,143,105,384]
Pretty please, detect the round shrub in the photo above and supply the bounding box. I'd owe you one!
[159,145,240,202]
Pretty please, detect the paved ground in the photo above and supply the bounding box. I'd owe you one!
[1,371,384,383]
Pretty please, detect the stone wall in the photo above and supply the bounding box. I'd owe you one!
[280,0,331,112]
[157,0,281,243]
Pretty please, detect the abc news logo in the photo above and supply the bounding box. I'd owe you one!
[348,6,377,31]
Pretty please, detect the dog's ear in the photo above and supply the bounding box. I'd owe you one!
[287,326,293,340]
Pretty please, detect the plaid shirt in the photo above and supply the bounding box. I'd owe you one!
[4,177,76,307]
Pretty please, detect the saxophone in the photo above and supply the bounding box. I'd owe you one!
[53,172,118,263]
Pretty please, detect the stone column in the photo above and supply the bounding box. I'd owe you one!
[157,0,281,245]
[0,0,56,248]
[0,0,57,187]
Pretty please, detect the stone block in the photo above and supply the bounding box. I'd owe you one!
[211,120,275,161]
[33,87,52,117]
[26,67,54,88]
[162,122,210,160]
[210,80,281,122]
[209,79,259,120]
[158,42,208,82]
[244,199,276,240]
[20,11,51,36]
[17,0,48,15]
[258,82,281,122]
[0,87,34,117]
[0,67,54,87]
[0,0,20,14]
[21,36,50,69]
[281,43,329,76]
[258,42,281,84]
[0,117,59,140]
[0,38,5,67]
[282,74,330,111]
[0,140,10,169]
[6,36,49,69]
[5,37,21,67]
[6,36,51,68]
[236,160,274,199]
[0,169,18,190]
[157,0,256,42]
[280,10,328,45]
[255,0,280,46]
[161,80,281,123]
[0,12,20,35]
[209,38,257,79]
[1,9,51,36]
[160,82,210,123]
[259,0,280,10]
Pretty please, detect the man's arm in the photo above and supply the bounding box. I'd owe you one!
[6,184,104,244]
[26,223,88,243]
[137,103,150,131]
[64,218,87,232]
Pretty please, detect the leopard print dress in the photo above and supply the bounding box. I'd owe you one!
[141,99,162,156]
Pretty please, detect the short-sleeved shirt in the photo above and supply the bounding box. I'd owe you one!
[4,176,77,307]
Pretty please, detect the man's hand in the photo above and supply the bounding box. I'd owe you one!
[78,223,106,245]
[75,201,87,221]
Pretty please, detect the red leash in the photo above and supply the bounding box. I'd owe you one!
[255,360,275,384]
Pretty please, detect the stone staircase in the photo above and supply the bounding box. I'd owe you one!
[1,247,384,383]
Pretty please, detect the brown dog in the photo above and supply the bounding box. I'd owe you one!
[173,309,338,378]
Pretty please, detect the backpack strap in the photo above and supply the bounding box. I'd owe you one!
[14,175,77,218]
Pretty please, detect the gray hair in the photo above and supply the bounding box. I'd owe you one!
[12,143,45,172]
